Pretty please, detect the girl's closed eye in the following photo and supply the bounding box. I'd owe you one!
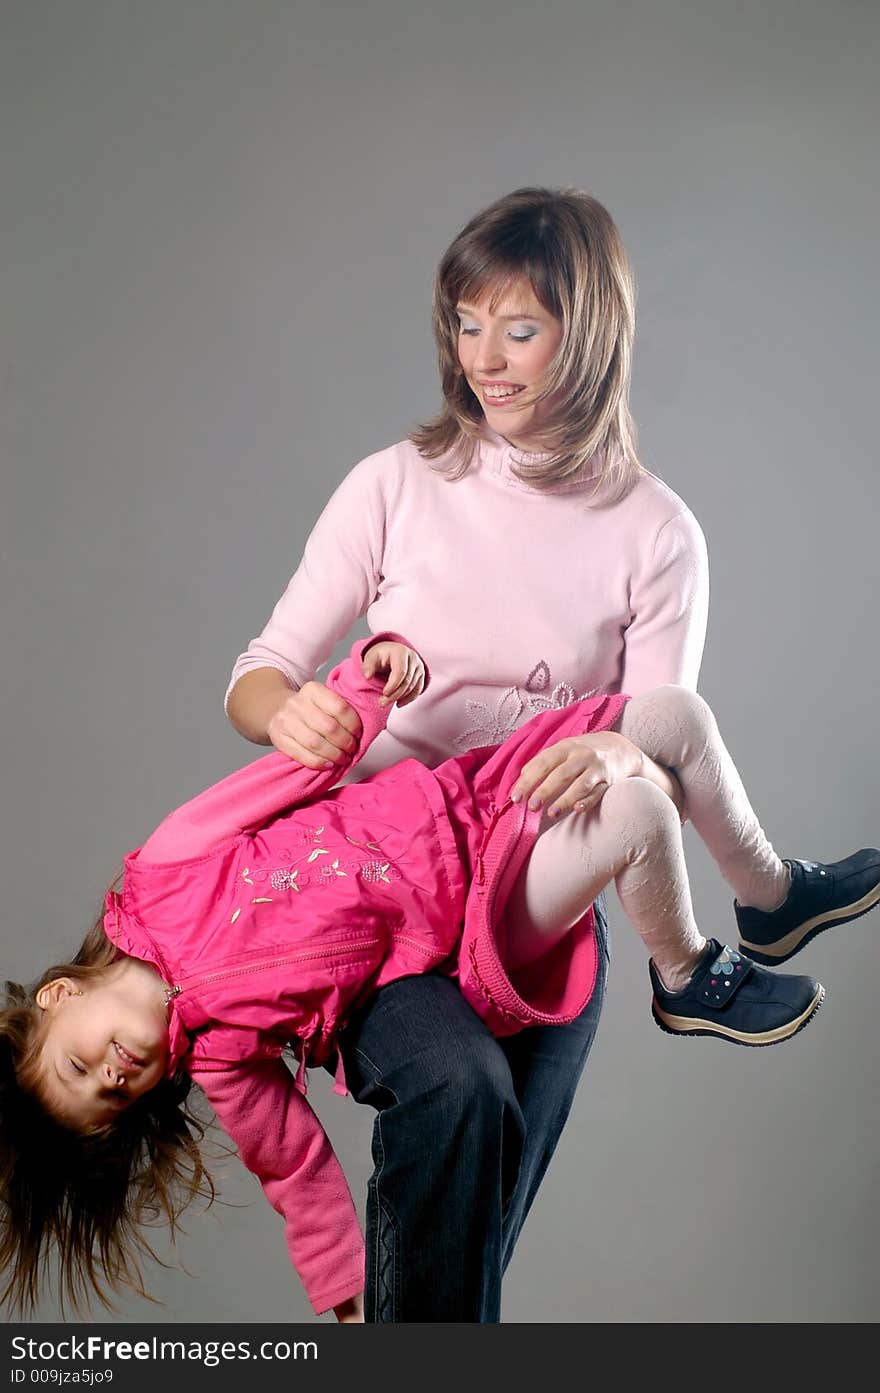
[69,1059,86,1076]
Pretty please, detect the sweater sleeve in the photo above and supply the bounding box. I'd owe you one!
[195,1057,365,1316]
[140,632,424,862]
[224,452,394,704]
[619,506,709,695]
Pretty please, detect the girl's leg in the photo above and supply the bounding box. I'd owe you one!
[619,686,880,966]
[506,774,706,990]
[506,685,825,1049]
[615,685,790,912]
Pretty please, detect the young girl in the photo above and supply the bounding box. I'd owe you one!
[2,633,879,1320]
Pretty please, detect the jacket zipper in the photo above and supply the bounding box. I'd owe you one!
[166,935,383,998]
[474,797,516,885]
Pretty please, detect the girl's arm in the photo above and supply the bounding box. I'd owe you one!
[138,634,426,864]
[195,1056,365,1318]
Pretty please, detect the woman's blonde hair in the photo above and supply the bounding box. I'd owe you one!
[411,186,643,499]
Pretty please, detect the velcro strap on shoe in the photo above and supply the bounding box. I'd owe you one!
[697,946,753,1012]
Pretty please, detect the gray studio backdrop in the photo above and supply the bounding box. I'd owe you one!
[2,0,878,1324]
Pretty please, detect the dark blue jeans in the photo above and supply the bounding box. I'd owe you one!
[336,894,609,1322]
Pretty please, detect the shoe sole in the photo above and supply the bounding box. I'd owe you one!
[738,880,880,965]
[651,983,825,1046]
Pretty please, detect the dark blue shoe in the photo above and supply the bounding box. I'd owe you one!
[650,940,824,1047]
[735,848,880,966]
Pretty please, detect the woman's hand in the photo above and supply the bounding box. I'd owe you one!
[333,1292,365,1323]
[267,681,363,768]
[362,640,426,708]
[265,642,424,768]
[511,732,646,819]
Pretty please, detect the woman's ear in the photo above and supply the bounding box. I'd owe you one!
[35,978,83,1012]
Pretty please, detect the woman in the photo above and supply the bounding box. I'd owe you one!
[225,187,709,1321]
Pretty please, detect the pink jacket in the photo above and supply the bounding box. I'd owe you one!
[104,634,627,1314]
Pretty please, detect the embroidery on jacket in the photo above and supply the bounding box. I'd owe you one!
[453,659,600,752]
[229,824,402,923]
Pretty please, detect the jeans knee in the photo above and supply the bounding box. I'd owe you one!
[440,1039,521,1131]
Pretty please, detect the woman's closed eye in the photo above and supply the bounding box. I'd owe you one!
[458,325,537,341]
[68,1058,86,1076]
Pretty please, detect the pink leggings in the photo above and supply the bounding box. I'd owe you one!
[505,686,790,989]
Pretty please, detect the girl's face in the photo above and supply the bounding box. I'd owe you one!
[37,959,170,1130]
[456,277,564,452]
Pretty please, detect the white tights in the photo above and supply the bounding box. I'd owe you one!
[505,686,791,991]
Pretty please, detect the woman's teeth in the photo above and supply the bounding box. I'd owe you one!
[483,385,525,400]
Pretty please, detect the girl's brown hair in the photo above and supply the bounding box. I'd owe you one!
[0,906,215,1314]
[411,186,643,499]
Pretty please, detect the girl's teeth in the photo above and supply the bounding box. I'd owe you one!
[484,386,524,400]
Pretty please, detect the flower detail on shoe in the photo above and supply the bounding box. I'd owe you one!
[650,936,824,1044]
[709,946,743,976]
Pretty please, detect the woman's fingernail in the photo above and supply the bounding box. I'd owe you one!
[322,759,335,769]
[510,790,522,804]
[528,796,542,811]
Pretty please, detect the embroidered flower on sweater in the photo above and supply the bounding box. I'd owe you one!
[453,660,600,751]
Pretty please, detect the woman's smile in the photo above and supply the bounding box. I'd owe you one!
[456,278,564,450]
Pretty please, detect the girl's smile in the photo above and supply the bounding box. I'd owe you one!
[36,957,171,1129]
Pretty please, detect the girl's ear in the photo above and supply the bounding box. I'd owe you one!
[35,978,83,1012]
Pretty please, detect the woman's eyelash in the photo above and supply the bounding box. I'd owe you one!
[458,327,536,341]
[69,1059,86,1075]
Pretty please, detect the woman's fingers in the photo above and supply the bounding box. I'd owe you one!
[565,781,609,817]
[270,733,336,769]
[303,682,363,742]
[269,682,362,765]
[512,743,610,817]
[512,742,584,807]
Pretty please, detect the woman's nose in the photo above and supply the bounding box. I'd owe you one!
[104,1061,124,1086]
[474,333,506,373]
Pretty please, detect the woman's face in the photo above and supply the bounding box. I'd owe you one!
[456,277,564,452]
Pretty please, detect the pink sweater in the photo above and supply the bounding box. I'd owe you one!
[227,431,709,773]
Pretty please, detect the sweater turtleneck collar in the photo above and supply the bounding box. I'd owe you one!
[476,425,602,495]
